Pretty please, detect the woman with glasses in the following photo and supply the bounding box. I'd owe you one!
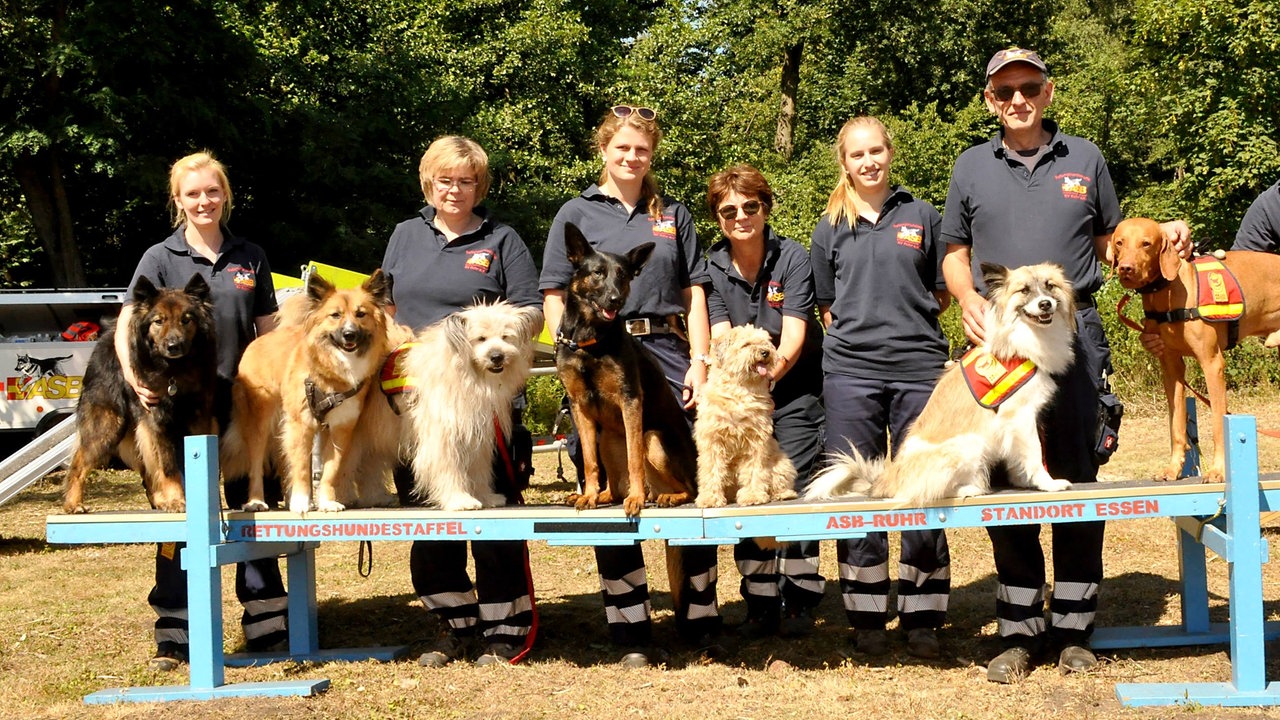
[700,164,827,640]
[381,135,543,667]
[810,116,952,659]
[540,105,720,666]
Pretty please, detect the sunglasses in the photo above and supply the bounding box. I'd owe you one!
[716,200,763,221]
[611,105,657,121]
[990,81,1045,102]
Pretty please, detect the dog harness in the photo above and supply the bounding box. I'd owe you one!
[1143,256,1244,348]
[553,330,596,351]
[960,347,1038,409]
[305,377,366,425]
[378,342,419,415]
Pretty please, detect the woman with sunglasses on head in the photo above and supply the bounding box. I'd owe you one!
[810,116,952,659]
[381,136,543,667]
[540,104,719,666]
[700,165,827,640]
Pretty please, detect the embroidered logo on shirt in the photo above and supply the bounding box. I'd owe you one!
[1056,173,1091,201]
[465,249,495,273]
[894,223,924,250]
[766,281,784,308]
[227,265,255,291]
[652,215,677,239]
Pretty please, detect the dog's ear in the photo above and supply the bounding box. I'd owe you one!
[515,305,545,340]
[183,273,212,303]
[563,223,593,267]
[980,262,1009,293]
[442,312,471,356]
[132,275,160,305]
[1158,231,1182,282]
[626,242,657,277]
[363,268,393,306]
[305,270,336,307]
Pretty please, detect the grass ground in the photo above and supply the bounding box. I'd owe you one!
[2,394,1280,719]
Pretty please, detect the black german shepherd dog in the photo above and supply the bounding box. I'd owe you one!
[63,274,219,514]
[555,223,698,518]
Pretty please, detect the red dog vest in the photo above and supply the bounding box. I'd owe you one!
[960,347,1037,409]
[1192,256,1244,322]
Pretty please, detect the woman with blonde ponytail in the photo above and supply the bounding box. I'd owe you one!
[540,105,719,666]
[809,116,953,659]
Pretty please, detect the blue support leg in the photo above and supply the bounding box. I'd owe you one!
[1117,415,1280,707]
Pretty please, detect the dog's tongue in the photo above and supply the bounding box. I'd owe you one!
[757,364,771,377]
[602,308,618,321]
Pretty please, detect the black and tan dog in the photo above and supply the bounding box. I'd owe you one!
[62,274,218,514]
[555,223,697,517]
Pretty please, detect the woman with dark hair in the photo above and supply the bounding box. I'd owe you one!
[701,164,827,639]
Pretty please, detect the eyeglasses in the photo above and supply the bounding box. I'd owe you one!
[990,81,1045,102]
[611,105,657,121]
[716,200,763,221]
[433,176,478,190]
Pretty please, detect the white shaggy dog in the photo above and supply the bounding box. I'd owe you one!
[805,262,1077,506]
[402,301,542,511]
[695,325,798,507]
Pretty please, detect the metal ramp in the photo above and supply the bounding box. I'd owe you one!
[0,415,76,506]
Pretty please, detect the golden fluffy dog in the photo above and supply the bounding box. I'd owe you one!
[221,270,401,513]
[806,263,1077,506]
[694,325,797,507]
[401,302,542,511]
[1110,217,1280,481]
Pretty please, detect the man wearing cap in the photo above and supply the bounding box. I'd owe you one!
[941,47,1188,683]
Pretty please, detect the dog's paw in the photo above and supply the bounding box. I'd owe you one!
[952,484,987,498]
[155,497,186,513]
[479,492,507,508]
[773,489,798,502]
[241,499,271,512]
[1156,465,1181,482]
[440,495,483,512]
[651,492,692,508]
[622,495,645,516]
[569,493,599,511]
[288,494,311,514]
[1203,467,1225,484]
[63,502,89,515]
[735,489,770,506]
[1035,478,1073,493]
[316,499,346,512]
[695,493,726,508]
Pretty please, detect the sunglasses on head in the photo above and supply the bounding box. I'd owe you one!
[611,105,657,121]
[990,81,1045,102]
[716,200,763,221]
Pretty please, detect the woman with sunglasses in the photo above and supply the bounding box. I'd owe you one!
[810,116,952,659]
[700,164,827,640]
[540,104,720,666]
[381,135,543,667]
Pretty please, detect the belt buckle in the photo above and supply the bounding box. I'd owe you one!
[624,318,651,336]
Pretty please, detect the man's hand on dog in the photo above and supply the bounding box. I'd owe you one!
[124,368,160,407]
[1139,219,1195,357]
[682,361,707,409]
[958,291,989,346]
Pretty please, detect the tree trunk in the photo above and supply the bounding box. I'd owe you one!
[774,40,804,160]
[15,149,86,287]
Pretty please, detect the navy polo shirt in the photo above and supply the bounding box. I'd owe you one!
[127,225,277,381]
[540,185,707,319]
[382,205,542,331]
[1233,180,1280,252]
[810,188,949,382]
[941,119,1122,297]
[704,228,824,405]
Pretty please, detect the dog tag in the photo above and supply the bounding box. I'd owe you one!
[167,379,178,396]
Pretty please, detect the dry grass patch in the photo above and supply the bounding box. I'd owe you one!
[2,395,1280,719]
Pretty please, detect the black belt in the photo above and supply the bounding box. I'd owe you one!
[624,317,678,336]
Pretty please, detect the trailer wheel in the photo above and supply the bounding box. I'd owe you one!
[34,409,74,437]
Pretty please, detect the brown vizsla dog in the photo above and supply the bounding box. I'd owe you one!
[1111,217,1280,482]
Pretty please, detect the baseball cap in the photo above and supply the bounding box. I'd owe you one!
[986,48,1048,78]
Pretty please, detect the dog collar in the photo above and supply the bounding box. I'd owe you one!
[305,377,365,425]
[554,331,597,351]
[1135,276,1171,295]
